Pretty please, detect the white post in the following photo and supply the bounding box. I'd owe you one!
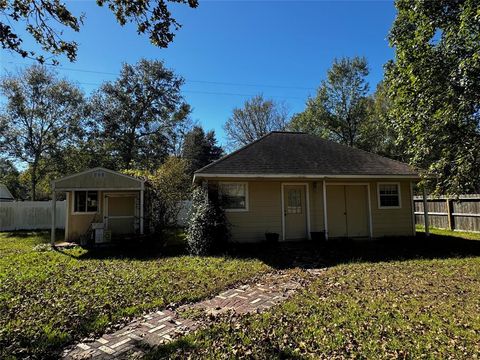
[410,182,416,236]
[366,184,373,239]
[423,186,430,237]
[323,180,328,240]
[51,189,56,245]
[140,187,144,235]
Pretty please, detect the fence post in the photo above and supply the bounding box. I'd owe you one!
[446,198,454,231]
[423,187,430,237]
[51,191,56,245]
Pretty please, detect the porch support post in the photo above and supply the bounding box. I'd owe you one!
[366,184,373,239]
[323,179,328,241]
[51,188,56,245]
[140,185,144,235]
[410,182,416,236]
[423,186,430,237]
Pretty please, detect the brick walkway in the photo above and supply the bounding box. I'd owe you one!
[63,269,324,359]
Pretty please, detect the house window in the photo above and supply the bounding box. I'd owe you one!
[74,191,99,213]
[378,183,401,208]
[287,189,302,214]
[219,183,248,211]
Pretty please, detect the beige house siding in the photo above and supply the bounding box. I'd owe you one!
[370,181,414,237]
[215,181,282,243]
[65,191,104,241]
[65,190,140,241]
[206,178,415,242]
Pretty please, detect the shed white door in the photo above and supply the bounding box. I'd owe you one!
[284,185,307,240]
[327,185,369,238]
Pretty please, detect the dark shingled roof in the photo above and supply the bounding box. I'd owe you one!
[195,132,418,177]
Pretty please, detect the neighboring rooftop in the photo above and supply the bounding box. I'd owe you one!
[0,184,14,201]
[195,132,418,177]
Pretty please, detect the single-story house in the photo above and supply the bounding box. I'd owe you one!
[194,132,424,242]
[51,168,146,244]
[0,184,14,202]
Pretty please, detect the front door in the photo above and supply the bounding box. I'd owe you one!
[327,185,369,238]
[284,185,307,240]
[105,194,137,235]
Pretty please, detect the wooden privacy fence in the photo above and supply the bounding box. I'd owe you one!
[0,201,66,231]
[413,195,480,232]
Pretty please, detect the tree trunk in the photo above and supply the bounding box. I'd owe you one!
[31,163,37,201]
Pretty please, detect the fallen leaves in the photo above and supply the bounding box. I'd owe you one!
[0,232,270,358]
[146,256,480,359]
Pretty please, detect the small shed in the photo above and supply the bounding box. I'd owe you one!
[51,168,146,244]
[0,184,14,202]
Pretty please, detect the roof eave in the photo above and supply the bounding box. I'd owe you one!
[193,173,421,182]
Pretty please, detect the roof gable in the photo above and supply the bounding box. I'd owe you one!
[53,167,144,190]
[195,132,418,178]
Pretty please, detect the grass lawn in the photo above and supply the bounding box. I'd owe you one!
[0,232,270,359]
[149,228,480,359]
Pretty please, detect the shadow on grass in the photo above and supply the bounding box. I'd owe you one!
[225,231,480,270]
[55,230,189,261]
[54,229,480,268]
[4,229,64,240]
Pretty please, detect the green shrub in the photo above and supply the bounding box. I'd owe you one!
[186,186,230,255]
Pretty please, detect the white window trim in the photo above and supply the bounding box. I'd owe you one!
[72,190,100,215]
[377,182,402,209]
[219,182,249,212]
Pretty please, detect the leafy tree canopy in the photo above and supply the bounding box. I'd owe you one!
[224,94,288,150]
[1,0,198,64]
[90,59,190,171]
[0,65,86,200]
[181,126,223,175]
[124,156,191,231]
[386,0,480,194]
[289,56,371,149]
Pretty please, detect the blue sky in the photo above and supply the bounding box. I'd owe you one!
[1,0,397,147]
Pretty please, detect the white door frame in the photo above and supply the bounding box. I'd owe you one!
[103,192,139,232]
[324,182,373,239]
[281,183,311,241]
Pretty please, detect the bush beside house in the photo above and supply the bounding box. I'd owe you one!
[186,186,230,255]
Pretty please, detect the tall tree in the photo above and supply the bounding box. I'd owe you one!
[181,126,223,175]
[91,59,191,171]
[1,0,198,64]
[359,81,401,159]
[385,0,480,194]
[289,56,370,148]
[224,94,288,149]
[0,66,85,200]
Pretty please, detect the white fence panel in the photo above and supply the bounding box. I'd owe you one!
[0,201,66,231]
[176,200,192,227]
